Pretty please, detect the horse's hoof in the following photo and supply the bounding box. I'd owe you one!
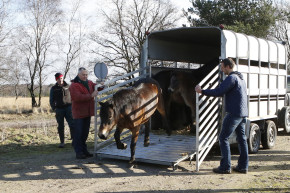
[128,162,137,169]
[120,143,127,149]
[117,143,127,149]
[129,158,135,164]
[144,140,150,147]
[190,125,196,134]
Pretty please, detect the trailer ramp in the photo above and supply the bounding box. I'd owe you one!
[96,132,196,168]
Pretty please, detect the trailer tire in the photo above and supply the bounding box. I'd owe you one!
[248,123,260,154]
[261,120,277,149]
[278,106,290,134]
[285,94,290,106]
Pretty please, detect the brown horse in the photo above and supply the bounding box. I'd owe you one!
[98,78,168,163]
[151,58,219,134]
[167,58,220,132]
[167,70,198,132]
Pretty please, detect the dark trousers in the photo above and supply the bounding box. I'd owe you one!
[55,105,74,143]
[73,117,91,155]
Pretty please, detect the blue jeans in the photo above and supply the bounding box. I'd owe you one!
[73,117,91,155]
[55,105,74,143]
[219,113,248,171]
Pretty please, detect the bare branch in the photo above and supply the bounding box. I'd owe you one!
[90,0,181,78]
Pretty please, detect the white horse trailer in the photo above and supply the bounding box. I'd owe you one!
[95,27,289,171]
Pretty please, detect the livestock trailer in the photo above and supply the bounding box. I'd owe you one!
[95,27,289,171]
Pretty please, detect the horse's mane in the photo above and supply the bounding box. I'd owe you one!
[111,78,160,118]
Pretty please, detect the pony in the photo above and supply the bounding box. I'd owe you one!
[167,58,220,132]
[151,58,219,134]
[98,78,168,164]
[151,70,193,134]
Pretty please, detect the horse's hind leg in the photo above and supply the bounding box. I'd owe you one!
[182,91,196,133]
[114,127,127,149]
[157,95,171,135]
[144,123,150,147]
[129,126,140,164]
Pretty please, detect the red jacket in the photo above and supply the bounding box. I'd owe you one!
[69,77,96,119]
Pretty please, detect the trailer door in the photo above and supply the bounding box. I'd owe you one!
[195,65,222,171]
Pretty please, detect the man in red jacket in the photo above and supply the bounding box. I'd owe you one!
[69,67,99,159]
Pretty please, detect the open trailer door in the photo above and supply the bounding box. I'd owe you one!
[195,65,222,171]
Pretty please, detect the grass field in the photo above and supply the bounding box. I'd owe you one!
[0,96,96,157]
[0,124,95,159]
[0,97,51,113]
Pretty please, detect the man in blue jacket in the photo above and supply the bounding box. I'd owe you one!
[195,58,249,174]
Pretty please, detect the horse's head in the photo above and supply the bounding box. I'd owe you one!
[98,101,116,140]
[168,72,180,93]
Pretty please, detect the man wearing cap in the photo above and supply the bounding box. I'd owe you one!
[49,73,74,148]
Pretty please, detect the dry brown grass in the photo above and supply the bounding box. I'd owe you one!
[0,97,50,114]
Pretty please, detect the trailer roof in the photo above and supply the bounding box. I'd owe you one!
[147,27,221,64]
[148,27,221,45]
[145,27,287,65]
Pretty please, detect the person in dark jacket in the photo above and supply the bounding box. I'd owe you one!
[195,58,249,174]
[49,73,74,148]
[69,67,99,159]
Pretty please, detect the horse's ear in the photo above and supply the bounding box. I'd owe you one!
[99,102,104,106]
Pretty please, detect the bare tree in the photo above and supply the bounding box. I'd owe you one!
[0,0,12,83]
[57,0,86,80]
[0,0,11,46]
[270,0,290,71]
[18,0,62,107]
[5,55,25,99]
[90,0,181,79]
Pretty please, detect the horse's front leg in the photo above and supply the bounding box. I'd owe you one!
[129,126,140,164]
[114,127,127,149]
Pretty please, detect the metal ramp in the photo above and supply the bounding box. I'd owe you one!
[96,132,196,167]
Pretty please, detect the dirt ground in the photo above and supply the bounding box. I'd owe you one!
[0,116,289,193]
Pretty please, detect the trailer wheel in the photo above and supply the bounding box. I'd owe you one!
[278,106,290,133]
[285,94,290,106]
[248,123,260,153]
[261,120,277,149]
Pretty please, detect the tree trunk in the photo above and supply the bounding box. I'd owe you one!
[27,84,37,107]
